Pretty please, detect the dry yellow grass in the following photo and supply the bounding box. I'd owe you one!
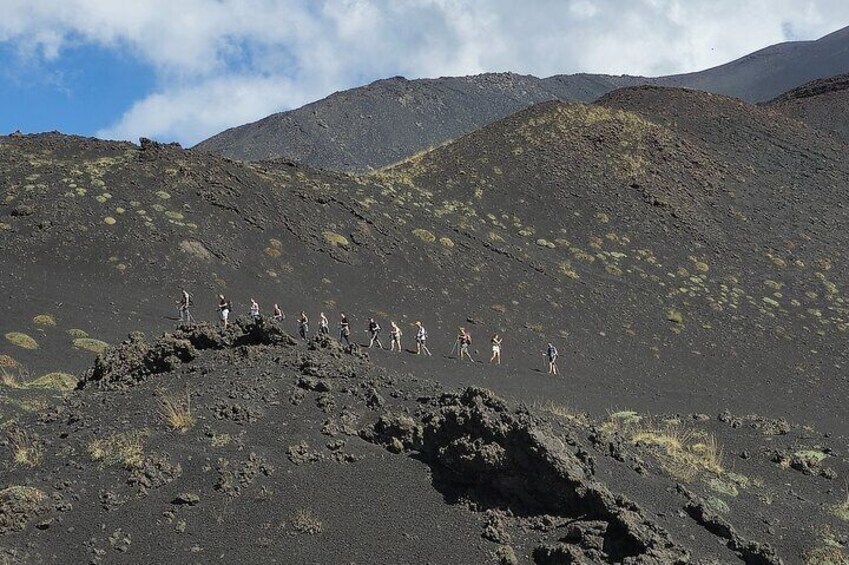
[88,430,147,468]
[322,231,349,248]
[6,427,44,467]
[0,354,18,369]
[159,389,195,433]
[631,424,723,481]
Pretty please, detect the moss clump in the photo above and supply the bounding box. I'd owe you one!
[67,328,89,339]
[412,228,436,243]
[0,355,18,368]
[264,247,281,258]
[269,238,283,249]
[32,314,56,327]
[73,338,110,354]
[103,216,117,225]
[535,238,555,249]
[666,309,684,324]
[323,231,350,248]
[26,372,78,391]
[5,332,38,350]
[155,190,171,200]
[439,237,454,248]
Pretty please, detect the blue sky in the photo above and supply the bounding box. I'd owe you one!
[1,0,848,146]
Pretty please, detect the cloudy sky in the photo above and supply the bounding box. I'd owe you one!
[1,0,848,146]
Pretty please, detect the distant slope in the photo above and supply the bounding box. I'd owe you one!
[195,26,849,171]
[763,73,849,144]
[656,26,849,102]
[195,72,647,170]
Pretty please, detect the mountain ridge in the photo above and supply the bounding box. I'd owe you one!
[194,25,849,171]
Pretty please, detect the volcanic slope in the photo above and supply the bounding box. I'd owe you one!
[195,26,849,171]
[2,87,849,562]
[195,72,646,170]
[764,73,849,144]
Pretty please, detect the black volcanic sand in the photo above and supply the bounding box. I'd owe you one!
[2,87,849,562]
[0,321,847,564]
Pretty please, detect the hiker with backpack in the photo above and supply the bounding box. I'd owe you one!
[177,288,193,324]
[458,327,474,362]
[339,313,351,345]
[298,311,309,340]
[415,321,431,356]
[319,312,330,335]
[272,304,284,321]
[546,342,559,375]
[367,318,384,349]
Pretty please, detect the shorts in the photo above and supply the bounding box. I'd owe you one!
[220,308,230,322]
[492,345,500,354]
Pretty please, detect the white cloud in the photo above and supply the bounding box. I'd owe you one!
[1,0,848,144]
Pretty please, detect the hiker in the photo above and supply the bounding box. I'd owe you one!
[339,313,351,345]
[298,311,309,340]
[489,333,502,365]
[177,288,193,324]
[319,312,329,335]
[249,298,261,320]
[546,343,559,375]
[218,294,231,329]
[367,318,383,349]
[458,327,474,362]
[415,321,431,356]
[272,303,284,321]
[390,321,402,352]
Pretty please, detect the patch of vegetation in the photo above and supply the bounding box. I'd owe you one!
[31,314,56,327]
[322,231,349,248]
[0,355,18,369]
[88,430,147,469]
[557,263,579,284]
[4,332,38,350]
[66,328,89,339]
[158,389,195,433]
[666,309,684,324]
[155,190,171,200]
[73,338,109,354]
[833,495,849,522]
[5,427,43,467]
[290,509,323,535]
[26,372,78,391]
[103,216,117,225]
[439,237,454,248]
[412,228,436,243]
[805,547,849,565]
[794,450,828,466]
[631,425,723,481]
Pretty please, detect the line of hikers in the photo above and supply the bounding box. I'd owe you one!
[178,289,559,374]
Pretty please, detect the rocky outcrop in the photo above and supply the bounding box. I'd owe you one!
[79,318,296,390]
[364,388,690,564]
